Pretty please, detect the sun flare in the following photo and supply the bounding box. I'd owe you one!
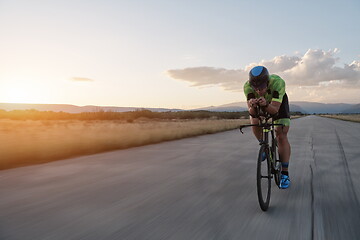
[4,87,34,103]
[1,77,52,104]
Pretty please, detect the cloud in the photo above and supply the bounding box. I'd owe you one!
[167,49,360,92]
[167,67,247,91]
[282,49,360,87]
[70,77,94,82]
[286,84,360,103]
[247,55,301,73]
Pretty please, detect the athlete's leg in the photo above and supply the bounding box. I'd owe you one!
[275,126,291,172]
[250,117,262,141]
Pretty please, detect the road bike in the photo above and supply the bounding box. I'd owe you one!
[239,106,284,211]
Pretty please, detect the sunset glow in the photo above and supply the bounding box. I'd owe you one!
[0,76,53,104]
[0,1,359,108]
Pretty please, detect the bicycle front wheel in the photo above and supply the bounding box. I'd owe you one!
[257,145,271,211]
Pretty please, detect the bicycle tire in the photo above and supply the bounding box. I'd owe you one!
[257,145,271,211]
[272,138,282,187]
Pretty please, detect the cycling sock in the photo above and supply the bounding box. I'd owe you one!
[281,162,289,169]
[281,171,289,176]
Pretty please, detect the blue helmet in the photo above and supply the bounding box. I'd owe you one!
[249,66,269,89]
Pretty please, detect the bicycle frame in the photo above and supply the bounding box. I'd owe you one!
[239,106,285,211]
[239,110,284,183]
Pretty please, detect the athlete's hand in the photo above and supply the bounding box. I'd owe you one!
[248,98,258,108]
[257,97,268,107]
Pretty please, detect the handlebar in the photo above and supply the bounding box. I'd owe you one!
[239,123,284,134]
[250,105,274,119]
[239,105,283,134]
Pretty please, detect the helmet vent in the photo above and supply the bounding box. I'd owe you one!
[251,66,264,77]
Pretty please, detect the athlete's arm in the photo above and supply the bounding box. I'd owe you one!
[264,101,281,115]
[244,82,258,116]
[258,97,281,115]
[247,98,258,116]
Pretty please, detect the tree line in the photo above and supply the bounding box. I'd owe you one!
[0,109,304,121]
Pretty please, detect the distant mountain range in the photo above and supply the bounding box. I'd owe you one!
[0,103,182,114]
[191,101,360,114]
[0,101,359,114]
[341,104,360,114]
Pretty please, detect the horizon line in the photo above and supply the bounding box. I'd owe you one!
[0,101,359,109]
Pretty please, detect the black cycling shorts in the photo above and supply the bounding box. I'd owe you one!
[273,93,290,121]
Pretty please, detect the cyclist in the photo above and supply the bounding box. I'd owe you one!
[243,66,291,189]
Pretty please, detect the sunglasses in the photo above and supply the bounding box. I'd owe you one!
[251,83,267,91]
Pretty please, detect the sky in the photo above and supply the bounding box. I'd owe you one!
[0,0,359,109]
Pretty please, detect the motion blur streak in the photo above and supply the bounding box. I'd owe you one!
[0,116,359,239]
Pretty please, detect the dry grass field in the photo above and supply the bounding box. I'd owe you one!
[0,119,249,170]
[321,114,360,123]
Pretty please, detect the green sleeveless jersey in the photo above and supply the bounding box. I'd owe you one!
[243,74,286,103]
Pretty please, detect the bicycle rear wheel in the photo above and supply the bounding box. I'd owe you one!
[257,145,271,211]
[272,138,282,187]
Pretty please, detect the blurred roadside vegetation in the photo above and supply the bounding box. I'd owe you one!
[320,114,360,123]
[0,109,304,122]
[0,109,305,170]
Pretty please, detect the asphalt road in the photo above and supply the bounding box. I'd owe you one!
[1,116,360,240]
